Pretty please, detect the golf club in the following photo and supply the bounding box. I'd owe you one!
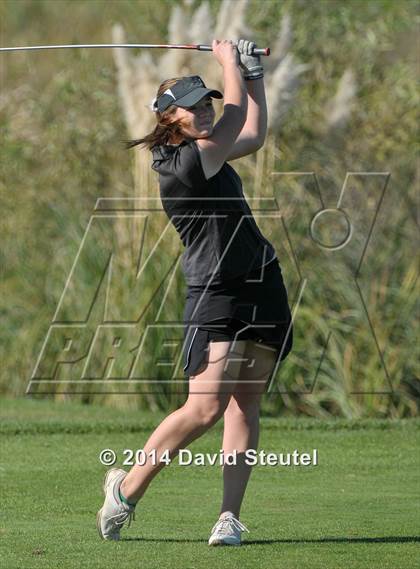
[0,42,270,55]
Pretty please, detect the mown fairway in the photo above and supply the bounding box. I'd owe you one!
[1,398,419,568]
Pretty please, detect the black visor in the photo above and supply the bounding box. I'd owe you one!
[155,76,223,113]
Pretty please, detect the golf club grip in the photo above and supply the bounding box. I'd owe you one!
[197,44,270,56]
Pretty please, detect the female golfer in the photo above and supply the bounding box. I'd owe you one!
[97,38,293,545]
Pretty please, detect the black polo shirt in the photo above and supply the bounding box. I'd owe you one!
[151,138,277,286]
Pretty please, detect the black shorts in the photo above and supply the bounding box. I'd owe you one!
[182,258,293,377]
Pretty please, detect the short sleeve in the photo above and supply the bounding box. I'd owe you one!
[171,140,207,188]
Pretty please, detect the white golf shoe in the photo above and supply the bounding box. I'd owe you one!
[208,511,250,546]
[96,468,136,541]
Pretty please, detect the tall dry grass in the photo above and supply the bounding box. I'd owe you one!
[1,0,417,416]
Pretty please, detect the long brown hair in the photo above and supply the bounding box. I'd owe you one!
[123,77,188,151]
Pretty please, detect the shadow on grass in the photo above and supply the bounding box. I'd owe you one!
[122,535,420,544]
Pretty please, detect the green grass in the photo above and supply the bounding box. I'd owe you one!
[1,398,419,568]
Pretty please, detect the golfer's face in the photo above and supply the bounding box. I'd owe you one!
[176,95,216,138]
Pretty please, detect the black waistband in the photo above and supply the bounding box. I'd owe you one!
[187,257,279,292]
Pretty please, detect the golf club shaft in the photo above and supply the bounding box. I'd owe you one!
[0,43,270,55]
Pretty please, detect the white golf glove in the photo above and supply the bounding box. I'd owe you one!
[236,38,264,80]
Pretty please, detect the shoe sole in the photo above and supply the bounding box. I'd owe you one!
[209,539,241,546]
[96,468,125,541]
[209,539,242,545]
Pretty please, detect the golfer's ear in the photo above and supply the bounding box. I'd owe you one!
[195,104,247,179]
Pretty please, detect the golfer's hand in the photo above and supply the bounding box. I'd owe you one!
[212,39,240,68]
[236,38,264,80]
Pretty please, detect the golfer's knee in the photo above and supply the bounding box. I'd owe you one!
[227,394,261,420]
[184,397,227,427]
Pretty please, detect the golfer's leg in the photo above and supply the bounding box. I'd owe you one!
[120,339,247,503]
[219,340,278,518]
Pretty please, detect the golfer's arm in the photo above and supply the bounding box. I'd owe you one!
[225,78,267,161]
[195,63,247,179]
